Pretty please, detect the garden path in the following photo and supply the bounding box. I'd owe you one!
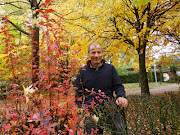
[126,83,179,95]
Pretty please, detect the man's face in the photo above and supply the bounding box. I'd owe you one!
[88,44,103,67]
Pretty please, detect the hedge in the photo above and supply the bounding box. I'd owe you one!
[119,72,160,83]
[119,73,139,83]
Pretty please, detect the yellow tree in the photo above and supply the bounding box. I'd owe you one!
[1,0,179,96]
[66,0,180,96]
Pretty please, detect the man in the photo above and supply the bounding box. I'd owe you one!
[75,42,128,134]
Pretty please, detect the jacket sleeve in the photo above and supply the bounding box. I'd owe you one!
[112,66,126,98]
[75,69,83,108]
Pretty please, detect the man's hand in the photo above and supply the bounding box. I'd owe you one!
[116,97,128,110]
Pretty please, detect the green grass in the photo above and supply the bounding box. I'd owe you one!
[123,82,176,89]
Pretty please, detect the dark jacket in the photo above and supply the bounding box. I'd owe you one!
[75,60,126,107]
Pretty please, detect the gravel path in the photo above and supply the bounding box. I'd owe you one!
[126,83,179,95]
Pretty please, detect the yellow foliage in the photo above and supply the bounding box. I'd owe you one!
[162,20,173,29]
[1,0,179,80]
[157,54,177,67]
[132,62,139,72]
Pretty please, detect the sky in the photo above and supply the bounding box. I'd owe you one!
[152,43,179,60]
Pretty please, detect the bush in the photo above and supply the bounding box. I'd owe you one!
[0,84,83,135]
[93,99,128,134]
[119,73,139,83]
[93,91,179,134]
[119,71,163,84]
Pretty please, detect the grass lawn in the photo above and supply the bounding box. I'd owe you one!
[123,82,176,89]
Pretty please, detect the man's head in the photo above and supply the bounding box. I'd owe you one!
[88,42,103,67]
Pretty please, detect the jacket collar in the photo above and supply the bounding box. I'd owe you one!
[87,59,105,66]
[87,59,105,70]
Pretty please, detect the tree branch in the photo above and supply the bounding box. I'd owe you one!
[4,3,23,9]
[155,1,179,21]
[0,1,29,5]
[0,1,29,9]
[134,7,141,32]
[8,19,30,35]
[111,17,123,36]
[8,10,24,16]
[111,17,135,47]
[52,12,93,33]
[122,0,135,14]
[146,2,151,28]
[122,16,134,26]
[37,0,43,7]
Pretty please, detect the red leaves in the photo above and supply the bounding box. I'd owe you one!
[23,125,30,130]
[11,133,18,135]
[2,124,11,130]
[49,44,57,51]
[1,16,7,21]
[36,1,54,13]
[32,40,38,44]
[25,73,31,78]
[59,36,64,39]
[77,131,83,135]
[1,16,10,24]
[45,56,50,62]
[45,9,54,13]
[64,45,68,48]
[46,84,52,89]
[45,0,51,5]
[77,97,82,102]
[0,1,85,134]
[25,131,31,135]
[36,10,44,13]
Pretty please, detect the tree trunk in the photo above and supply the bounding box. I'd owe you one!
[139,51,150,97]
[32,25,39,85]
[31,0,40,85]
